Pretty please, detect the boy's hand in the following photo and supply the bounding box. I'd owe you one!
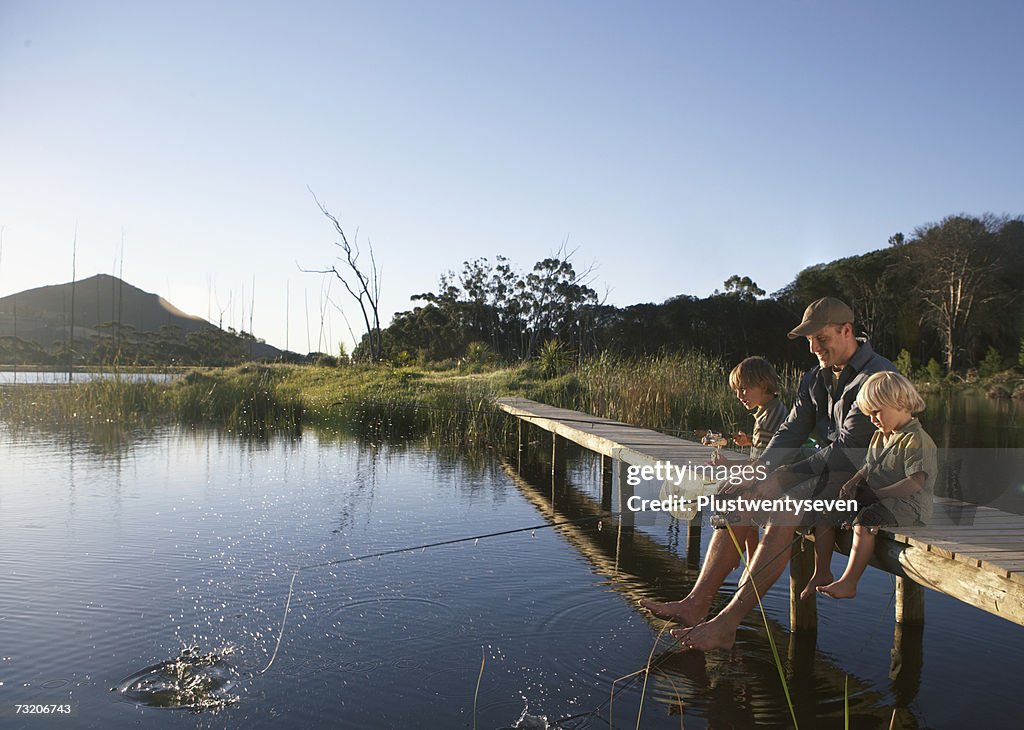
[710,451,731,466]
[732,431,752,447]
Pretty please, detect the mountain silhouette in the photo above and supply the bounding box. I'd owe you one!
[0,274,283,360]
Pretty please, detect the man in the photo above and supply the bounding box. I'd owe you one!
[640,297,896,651]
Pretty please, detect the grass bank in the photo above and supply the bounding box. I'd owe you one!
[0,353,802,446]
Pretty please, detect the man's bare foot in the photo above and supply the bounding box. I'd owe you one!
[817,578,856,599]
[799,569,833,601]
[639,597,708,625]
[670,617,737,652]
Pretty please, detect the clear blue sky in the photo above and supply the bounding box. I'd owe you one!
[1,1,1021,354]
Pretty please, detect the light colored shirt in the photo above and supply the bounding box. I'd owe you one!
[863,417,937,523]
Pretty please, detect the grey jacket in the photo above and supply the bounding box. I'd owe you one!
[760,340,897,481]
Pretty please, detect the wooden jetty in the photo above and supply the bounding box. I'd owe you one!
[496,396,1024,630]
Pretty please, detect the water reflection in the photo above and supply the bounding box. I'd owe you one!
[506,449,928,728]
[1,418,1023,728]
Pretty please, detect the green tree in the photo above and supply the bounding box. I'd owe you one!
[979,346,1004,378]
[720,275,765,301]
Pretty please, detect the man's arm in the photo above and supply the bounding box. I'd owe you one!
[757,369,818,468]
[789,398,875,481]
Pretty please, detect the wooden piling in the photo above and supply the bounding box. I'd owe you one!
[551,432,567,478]
[789,536,818,633]
[617,459,635,527]
[600,454,613,511]
[895,576,925,626]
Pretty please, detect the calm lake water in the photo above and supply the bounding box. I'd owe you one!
[2,420,1023,729]
[0,372,174,384]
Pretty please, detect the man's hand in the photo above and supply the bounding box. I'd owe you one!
[750,472,784,501]
[717,474,757,495]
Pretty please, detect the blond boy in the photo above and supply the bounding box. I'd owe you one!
[809,371,937,599]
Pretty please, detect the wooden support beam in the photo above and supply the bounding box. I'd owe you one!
[895,576,925,626]
[686,518,702,568]
[552,432,567,478]
[617,459,635,527]
[517,419,526,471]
[789,536,818,634]
[875,538,1024,626]
[600,454,613,511]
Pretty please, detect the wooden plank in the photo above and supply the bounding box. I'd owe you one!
[874,540,1024,626]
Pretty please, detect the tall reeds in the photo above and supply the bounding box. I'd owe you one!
[0,378,168,427]
[0,351,800,448]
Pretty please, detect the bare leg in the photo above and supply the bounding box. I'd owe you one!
[640,524,755,624]
[672,523,796,651]
[799,521,835,601]
[818,525,875,599]
[744,527,759,564]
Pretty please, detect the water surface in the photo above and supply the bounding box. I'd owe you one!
[1,424,1022,728]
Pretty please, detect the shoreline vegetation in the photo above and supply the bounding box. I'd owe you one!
[2,354,1023,446]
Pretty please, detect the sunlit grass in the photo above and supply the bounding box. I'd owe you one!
[0,351,800,448]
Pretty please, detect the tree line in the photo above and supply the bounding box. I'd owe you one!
[353,213,1024,375]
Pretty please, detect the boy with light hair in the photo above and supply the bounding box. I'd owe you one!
[809,371,936,599]
[725,356,788,461]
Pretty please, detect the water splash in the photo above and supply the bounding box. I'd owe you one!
[500,706,549,729]
[112,646,240,710]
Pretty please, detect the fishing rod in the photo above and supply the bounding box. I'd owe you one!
[256,514,607,675]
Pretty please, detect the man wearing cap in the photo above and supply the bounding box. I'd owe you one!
[641,297,897,651]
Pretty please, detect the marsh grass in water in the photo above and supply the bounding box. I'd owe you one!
[168,365,303,436]
[0,352,800,450]
[0,378,169,427]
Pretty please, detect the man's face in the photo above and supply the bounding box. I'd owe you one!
[806,324,852,369]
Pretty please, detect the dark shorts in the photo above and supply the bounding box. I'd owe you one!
[831,480,899,528]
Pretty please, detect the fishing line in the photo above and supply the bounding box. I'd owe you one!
[254,514,606,676]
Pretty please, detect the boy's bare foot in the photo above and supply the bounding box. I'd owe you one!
[670,618,737,651]
[799,569,833,601]
[817,579,856,599]
[639,597,708,625]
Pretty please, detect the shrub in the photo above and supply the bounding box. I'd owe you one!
[537,340,574,379]
[894,349,914,377]
[979,346,1004,378]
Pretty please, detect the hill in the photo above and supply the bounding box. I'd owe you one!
[0,274,284,363]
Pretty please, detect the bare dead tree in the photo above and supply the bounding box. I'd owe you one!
[302,189,383,361]
[912,215,1005,371]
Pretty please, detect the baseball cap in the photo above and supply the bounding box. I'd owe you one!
[787,297,855,339]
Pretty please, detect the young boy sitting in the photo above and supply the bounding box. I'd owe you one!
[713,356,788,464]
[707,357,788,555]
[807,371,936,600]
